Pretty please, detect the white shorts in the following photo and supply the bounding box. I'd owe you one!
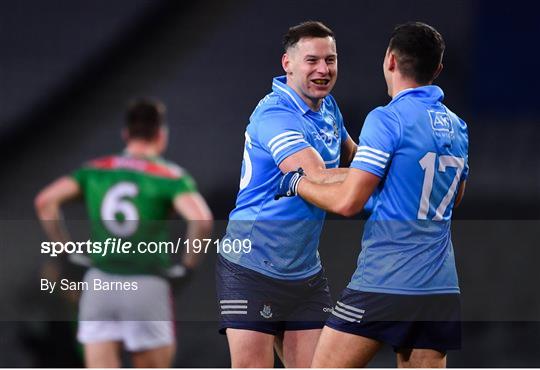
[77,268,175,351]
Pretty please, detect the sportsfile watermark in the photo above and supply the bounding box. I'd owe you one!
[40,237,252,257]
[1,219,540,322]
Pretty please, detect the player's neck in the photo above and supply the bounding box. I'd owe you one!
[298,94,322,111]
[287,82,322,111]
[390,78,423,98]
[306,99,322,111]
[124,141,160,158]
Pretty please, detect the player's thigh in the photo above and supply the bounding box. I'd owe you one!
[83,341,122,368]
[280,328,321,368]
[122,320,175,357]
[397,348,446,368]
[131,344,175,368]
[280,268,333,367]
[227,328,275,368]
[78,320,123,368]
[312,326,382,368]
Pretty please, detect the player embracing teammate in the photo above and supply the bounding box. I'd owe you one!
[278,22,468,367]
[216,21,357,367]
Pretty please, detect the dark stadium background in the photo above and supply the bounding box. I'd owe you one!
[0,0,539,367]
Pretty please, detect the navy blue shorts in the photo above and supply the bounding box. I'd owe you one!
[326,288,461,352]
[215,255,333,335]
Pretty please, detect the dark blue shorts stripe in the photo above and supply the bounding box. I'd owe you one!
[326,288,461,351]
[216,255,332,335]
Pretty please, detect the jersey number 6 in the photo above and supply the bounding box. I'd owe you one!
[101,182,140,237]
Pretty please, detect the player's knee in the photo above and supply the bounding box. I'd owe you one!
[310,344,333,368]
[310,356,325,368]
[84,353,121,368]
[406,349,446,368]
[132,346,175,368]
[229,341,274,367]
[231,355,274,368]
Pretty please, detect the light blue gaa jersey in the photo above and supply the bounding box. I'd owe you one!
[221,76,348,280]
[349,85,469,295]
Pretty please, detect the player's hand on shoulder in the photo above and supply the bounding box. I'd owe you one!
[275,168,305,200]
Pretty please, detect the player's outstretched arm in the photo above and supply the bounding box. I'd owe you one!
[297,168,380,217]
[34,176,81,242]
[173,193,213,270]
[279,147,349,184]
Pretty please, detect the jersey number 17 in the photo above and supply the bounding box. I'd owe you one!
[417,152,464,221]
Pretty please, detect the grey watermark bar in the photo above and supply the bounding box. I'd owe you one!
[0,220,538,321]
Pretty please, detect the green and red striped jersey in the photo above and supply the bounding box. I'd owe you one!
[71,153,197,275]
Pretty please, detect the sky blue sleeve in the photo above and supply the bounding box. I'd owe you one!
[461,157,469,180]
[256,109,312,166]
[350,107,400,178]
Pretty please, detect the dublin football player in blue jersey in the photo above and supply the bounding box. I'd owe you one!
[216,21,357,367]
[277,22,469,367]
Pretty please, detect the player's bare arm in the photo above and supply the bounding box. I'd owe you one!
[173,192,213,269]
[34,176,81,242]
[340,134,358,167]
[297,168,380,216]
[279,146,349,184]
[454,180,467,207]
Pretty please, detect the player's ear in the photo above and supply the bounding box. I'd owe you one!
[387,50,397,72]
[159,126,169,143]
[156,127,168,152]
[432,63,443,82]
[282,53,291,75]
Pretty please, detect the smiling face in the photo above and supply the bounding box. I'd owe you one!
[282,36,337,111]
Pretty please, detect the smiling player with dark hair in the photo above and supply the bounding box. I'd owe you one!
[216,21,357,367]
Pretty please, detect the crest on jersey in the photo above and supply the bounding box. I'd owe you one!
[323,114,340,139]
[333,121,339,139]
[260,304,273,319]
[427,110,453,134]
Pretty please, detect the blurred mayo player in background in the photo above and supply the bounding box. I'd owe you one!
[216,21,357,367]
[277,22,468,368]
[35,98,213,367]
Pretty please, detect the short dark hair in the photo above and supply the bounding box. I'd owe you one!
[283,21,335,51]
[125,98,166,140]
[388,22,445,84]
